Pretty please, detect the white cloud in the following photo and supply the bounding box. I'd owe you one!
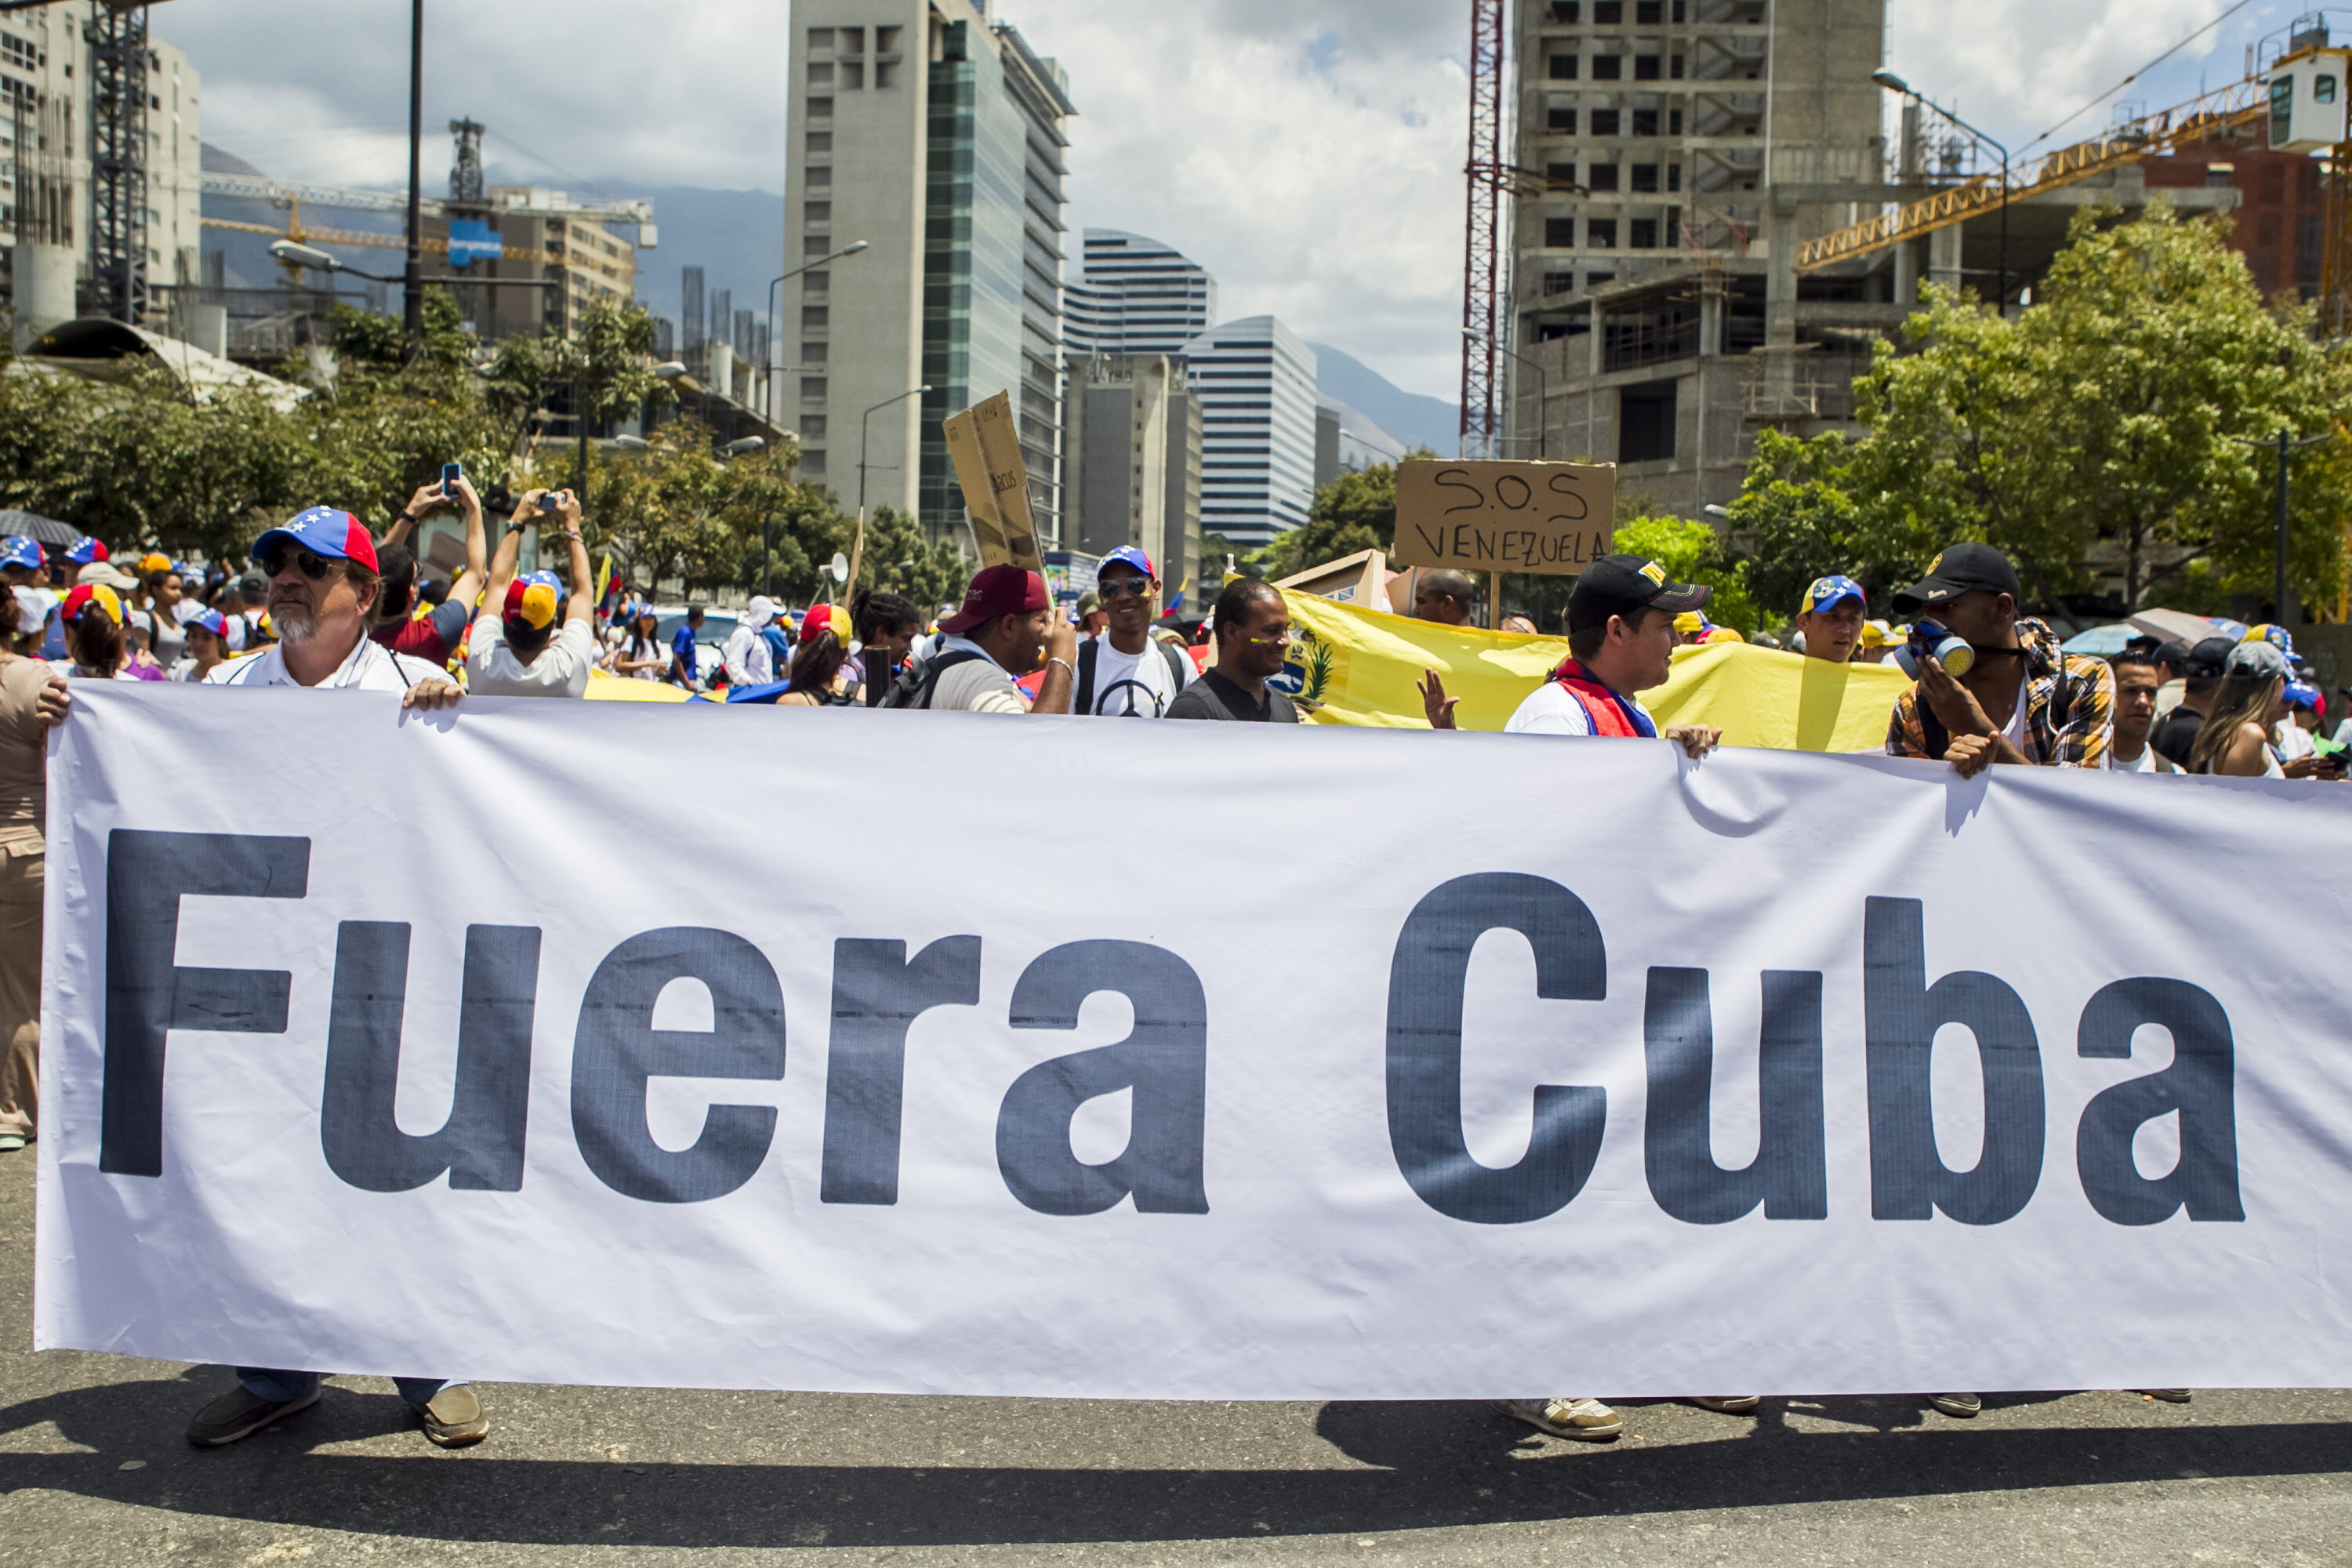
[164,0,2295,402]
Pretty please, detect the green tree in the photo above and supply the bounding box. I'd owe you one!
[1612,510,1759,633]
[1253,449,1438,581]
[1728,204,2352,613]
[855,503,970,614]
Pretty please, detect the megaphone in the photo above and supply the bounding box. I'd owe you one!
[1893,619,1974,680]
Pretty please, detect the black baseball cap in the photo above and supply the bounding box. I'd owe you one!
[2180,635,2237,680]
[1892,543,2023,614]
[1567,554,1711,633]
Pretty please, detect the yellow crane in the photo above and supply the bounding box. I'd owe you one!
[1795,74,2270,274]
[201,196,564,267]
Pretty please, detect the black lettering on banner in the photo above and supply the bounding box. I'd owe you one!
[1435,467,1484,515]
[820,935,984,1205]
[1495,474,1533,510]
[995,940,1209,1217]
[1386,873,1607,1224]
[1546,472,1592,520]
[572,927,786,1203]
[2075,978,2243,1225]
[1864,897,2044,1224]
[102,829,309,1177]
[319,922,540,1192]
[1642,967,1828,1223]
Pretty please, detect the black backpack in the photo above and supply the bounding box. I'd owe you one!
[880,649,986,710]
[1075,637,1192,717]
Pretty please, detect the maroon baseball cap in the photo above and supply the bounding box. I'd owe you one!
[940,564,1050,634]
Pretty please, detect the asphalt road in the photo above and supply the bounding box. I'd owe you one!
[3,1152,2347,1567]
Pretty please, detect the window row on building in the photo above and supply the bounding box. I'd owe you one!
[1539,212,1683,250]
[1540,104,1688,136]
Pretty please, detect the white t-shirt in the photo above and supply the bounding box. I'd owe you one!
[1086,637,1194,717]
[468,615,597,698]
[1504,681,1658,736]
[204,632,445,691]
[2105,742,2164,773]
[928,633,1029,714]
[2276,719,2316,763]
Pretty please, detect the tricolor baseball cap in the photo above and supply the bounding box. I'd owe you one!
[940,564,1051,634]
[1802,575,1866,615]
[64,535,107,565]
[61,583,122,625]
[252,507,380,573]
[2242,622,2299,662]
[184,606,230,640]
[2285,679,2321,712]
[503,571,562,631]
[801,603,840,641]
[0,535,44,573]
[1100,546,1156,580]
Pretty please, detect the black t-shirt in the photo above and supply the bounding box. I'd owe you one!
[2149,706,2202,768]
[1165,668,1300,723]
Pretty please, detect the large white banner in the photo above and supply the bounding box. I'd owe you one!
[34,684,2352,1398]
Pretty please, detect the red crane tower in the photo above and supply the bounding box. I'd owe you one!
[1459,0,1509,461]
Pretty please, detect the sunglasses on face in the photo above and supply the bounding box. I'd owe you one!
[258,547,336,582]
[1097,575,1152,599]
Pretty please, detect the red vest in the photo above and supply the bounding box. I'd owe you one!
[1551,659,1650,738]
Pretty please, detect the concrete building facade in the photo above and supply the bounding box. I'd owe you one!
[784,2,1074,542]
[1064,354,1202,603]
[1507,0,2233,524]
[1065,229,1217,357]
[1181,315,1318,548]
[0,3,201,331]
[434,185,644,344]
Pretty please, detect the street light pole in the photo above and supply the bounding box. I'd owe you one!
[768,241,871,419]
[1464,328,1550,459]
[402,0,425,362]
[860,385,931,514]
[1872,72,2009,313]
[2226,426,2335,622]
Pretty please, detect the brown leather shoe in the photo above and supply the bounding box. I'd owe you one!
[186,1385,320,1446]
[416,1385,488,1447]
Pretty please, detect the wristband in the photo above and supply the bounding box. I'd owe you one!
[1047,656,1074,677]
[395,512,416,526]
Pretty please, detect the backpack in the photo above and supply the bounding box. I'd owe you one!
[1075,637,1191,717]
[880,649,986,710]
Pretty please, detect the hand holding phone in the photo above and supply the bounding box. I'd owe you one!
[442,462,464,493]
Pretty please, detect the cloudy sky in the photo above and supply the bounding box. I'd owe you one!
[168,0,2296,400]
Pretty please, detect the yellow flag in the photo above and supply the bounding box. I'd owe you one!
[1275,587,1566,731]
[1647,643,1913,753]
[1272,586,1912,750]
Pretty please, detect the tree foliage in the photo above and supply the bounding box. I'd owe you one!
[855,504,971,615]
[1726,205,2352,614]
[1612,511,1760,633]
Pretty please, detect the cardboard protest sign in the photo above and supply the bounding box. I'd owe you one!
[943,393,1046,575]
[1392,460,1614,576]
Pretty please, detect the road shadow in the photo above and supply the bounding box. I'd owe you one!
[3,1374,2345,1552]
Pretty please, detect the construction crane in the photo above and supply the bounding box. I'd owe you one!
[1459,0,1507,461]
[198,176,567,267]
[1794,74,2267,274]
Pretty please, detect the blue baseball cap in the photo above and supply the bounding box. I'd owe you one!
[1099,546,1156,580]
[64,535,107,566]
[2285,679,2321,711]
[252,506,380,572]
[0,535,42,573]
[1802,575,1866,614]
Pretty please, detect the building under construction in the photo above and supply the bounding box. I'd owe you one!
[1501,0,2239,517]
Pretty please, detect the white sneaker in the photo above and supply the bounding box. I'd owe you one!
[1690,1396,1762,1414]
[1494,1397,1624,1441]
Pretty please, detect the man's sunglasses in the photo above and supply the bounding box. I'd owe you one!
[258,547,336,581]
[1097,575,1152,599]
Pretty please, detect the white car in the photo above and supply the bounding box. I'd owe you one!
[648,607,741,689]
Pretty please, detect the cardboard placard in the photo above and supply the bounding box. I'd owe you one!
[1392,460,1615,576]
[943,393,1046,575]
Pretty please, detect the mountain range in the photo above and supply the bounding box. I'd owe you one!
[199,150,1461,454]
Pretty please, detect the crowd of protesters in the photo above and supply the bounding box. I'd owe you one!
[2,480,2341,1454]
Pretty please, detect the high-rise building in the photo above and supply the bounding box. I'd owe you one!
[1064,354,1202,604]
[433,185,644,343]
[0,3,203,328]
[783,2,1074,537]
[1181,316,1317,549]
[681,266,706,353]
[1065,230,1217,358]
